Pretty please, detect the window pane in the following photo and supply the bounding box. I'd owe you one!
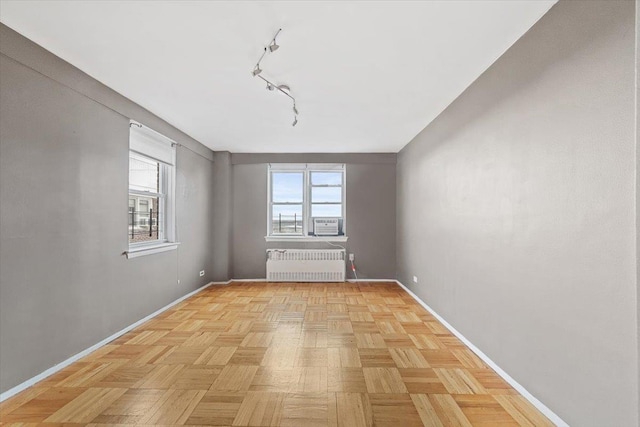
[272,204,303,234]
[129,152,160,193]
[272,172,303,203]
[311,187,342,203]
[312,204,342,217]
[128,194,162,243]
[311,172,342,186]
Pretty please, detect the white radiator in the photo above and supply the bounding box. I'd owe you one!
[266,249,345,282]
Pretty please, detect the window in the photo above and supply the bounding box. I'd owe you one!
[128,121,176,255]
[310,171,343,218]
[271,171,304,235]
[268,164,345,238]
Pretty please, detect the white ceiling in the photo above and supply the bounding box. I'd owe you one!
[0,1,555,153]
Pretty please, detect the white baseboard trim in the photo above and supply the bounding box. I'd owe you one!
[0,281,214,403]
[211,279,267,285]
[393,280,568,427]
[214,279,397,284]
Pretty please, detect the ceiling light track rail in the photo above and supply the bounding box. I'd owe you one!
[251,28,298,127]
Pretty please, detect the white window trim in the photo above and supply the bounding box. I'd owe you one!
[125,242,180,259]
[266,163,346,240]
[127,121,178,257]
[264,235,348,242]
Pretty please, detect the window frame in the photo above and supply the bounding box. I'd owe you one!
[267,163,346,239]
[127,121,177,256]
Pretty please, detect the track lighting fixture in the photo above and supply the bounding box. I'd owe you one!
[251,28,299,127]
[269,29,281,52]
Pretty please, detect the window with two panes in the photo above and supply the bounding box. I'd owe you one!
[128,122,176,248]
[269,165,345,236]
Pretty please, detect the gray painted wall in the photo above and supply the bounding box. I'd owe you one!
[0,24,215,393]
[231,154,396,280]
[396,1,638,425]
[637,2,640,424]
[211,151,233,281]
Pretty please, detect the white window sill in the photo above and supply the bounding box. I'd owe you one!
[264,236,348,243]
[125,242,180,259]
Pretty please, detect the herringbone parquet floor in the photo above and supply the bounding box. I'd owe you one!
[0,282,554,426]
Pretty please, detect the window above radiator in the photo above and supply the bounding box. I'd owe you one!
[267,163,347,240]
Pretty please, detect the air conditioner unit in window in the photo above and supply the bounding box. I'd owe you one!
[313,218,340,236]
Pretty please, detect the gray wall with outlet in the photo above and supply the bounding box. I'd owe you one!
[396,1,638,425]
[0,24,216,394]
[227,153,396,280]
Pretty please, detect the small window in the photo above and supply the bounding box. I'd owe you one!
[268,164,345,237]
[128,122,176,248]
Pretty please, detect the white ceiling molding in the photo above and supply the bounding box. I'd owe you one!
[0,1,556,153]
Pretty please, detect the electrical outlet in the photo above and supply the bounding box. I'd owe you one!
[413,276,418,283]
[349,253,355,261]
[199,270,205,277]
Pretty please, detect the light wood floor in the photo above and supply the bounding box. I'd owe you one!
[0,282,553,426]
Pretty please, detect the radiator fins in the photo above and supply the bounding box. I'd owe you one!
[266,249,346,282]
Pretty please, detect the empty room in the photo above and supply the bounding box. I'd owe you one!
[0,0,638,426]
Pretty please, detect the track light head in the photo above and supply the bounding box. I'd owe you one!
[269,29,281,52]
[252,65,262,76]
[266,83,275,91]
